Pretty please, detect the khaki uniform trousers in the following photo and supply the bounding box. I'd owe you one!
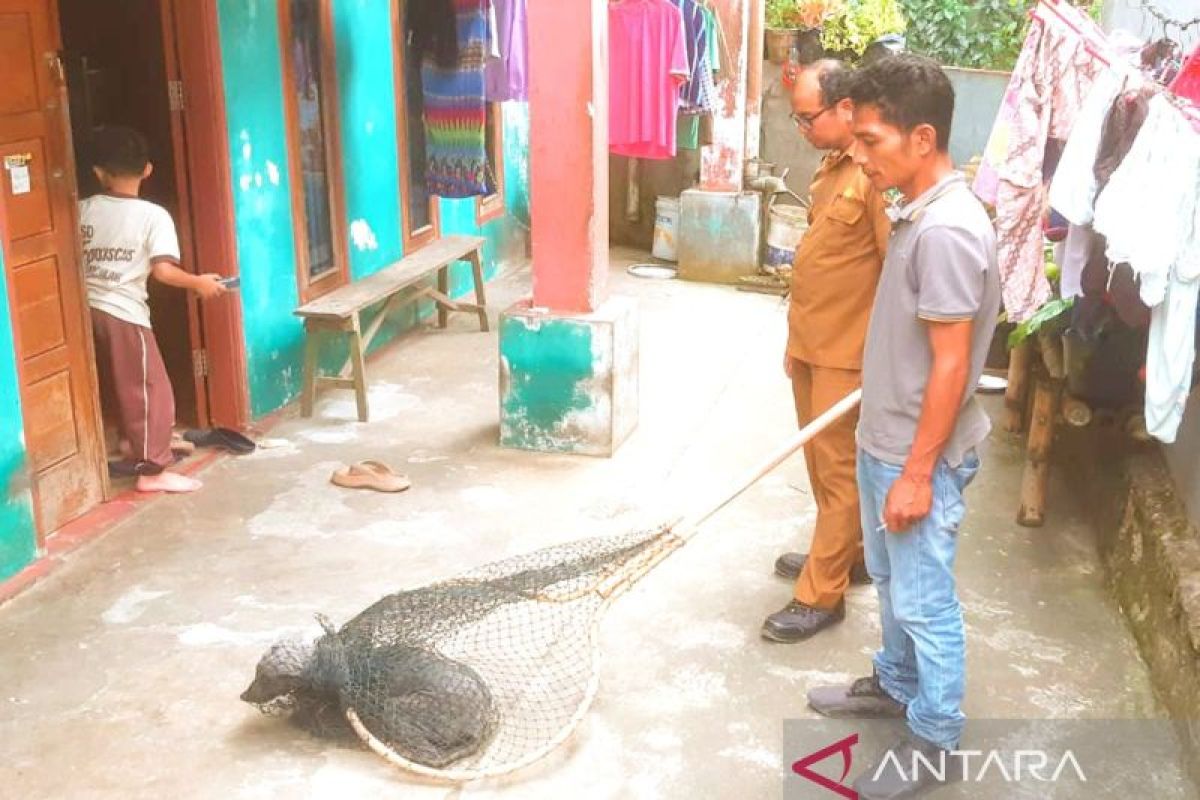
[789,358,865,609]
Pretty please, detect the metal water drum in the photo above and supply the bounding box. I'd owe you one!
[651,196,681,262]
[765,203,808,269]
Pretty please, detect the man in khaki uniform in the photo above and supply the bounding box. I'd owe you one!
[762,60,891,643]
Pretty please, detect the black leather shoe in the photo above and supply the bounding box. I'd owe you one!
[761,600,845,642]
[774,552,872,584]
[807,673,908,719]
[853,732,963,799]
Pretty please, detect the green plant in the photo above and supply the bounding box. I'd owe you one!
[1008,245,1072,348]
[767,0,843,30]
[820,0,907,56]
[900,0,1024,70]
[1008,297,1073,348]
[899,0,1103,72]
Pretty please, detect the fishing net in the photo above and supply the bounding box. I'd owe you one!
[241,391,861,781]
[242,525,683,779]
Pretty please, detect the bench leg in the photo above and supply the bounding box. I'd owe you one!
[301,325,320,418]
[469,249,489,332]
[437,265,449,329]
[348,316,370,423]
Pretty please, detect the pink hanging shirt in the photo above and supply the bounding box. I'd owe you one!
[609,0,689,160]
[1170,44,1200,105]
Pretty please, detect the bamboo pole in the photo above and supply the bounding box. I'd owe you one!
[1005,339,1033,433]
[1017,376,1061,528]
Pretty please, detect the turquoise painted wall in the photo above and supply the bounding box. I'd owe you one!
[216,0,530,418]
[216,0,302,418]
[0,245,37,580]
[333,0,403,280]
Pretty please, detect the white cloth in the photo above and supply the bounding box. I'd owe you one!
[80,194,181,329]
[1146,279,1200,444]
[1093,95,1200,443]
[1059,223,1100,300]
[1048,67,1124,226]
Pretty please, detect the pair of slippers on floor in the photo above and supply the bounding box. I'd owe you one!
[331,460,411,493]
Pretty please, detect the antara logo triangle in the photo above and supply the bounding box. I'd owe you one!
[791,733,859,799]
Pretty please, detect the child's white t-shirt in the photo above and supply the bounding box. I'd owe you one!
[80,194,181,329]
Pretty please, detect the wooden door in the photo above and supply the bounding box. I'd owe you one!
[162,0,250,430]
[0,0,105,534]
[158,0,210,427]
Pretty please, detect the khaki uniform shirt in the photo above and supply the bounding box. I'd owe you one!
[787,150,891,370]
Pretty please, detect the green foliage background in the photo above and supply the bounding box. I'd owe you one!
[821,0,909,55]
[898,0,1027,70]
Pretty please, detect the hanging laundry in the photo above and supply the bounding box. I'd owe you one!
[485,0,528,102]
[676,6,723,150]
[677,113,701,150]
[1170,43,1200,104]
[1093,96,1200,443]
[1067,87,1155,337]
[668,0,718,115]
[702,6,721,73]
[609,0,690,160]
[422,0,491,197]
[973,11,1102,322]
[1141,38,1183,85]
[1048,68,1124,226]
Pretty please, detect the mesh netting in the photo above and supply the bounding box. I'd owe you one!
[242,525,680,777]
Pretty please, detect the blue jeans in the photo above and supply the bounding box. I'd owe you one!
[857,447,980,751]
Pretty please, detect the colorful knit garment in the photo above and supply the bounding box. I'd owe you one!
[422,0,491,198]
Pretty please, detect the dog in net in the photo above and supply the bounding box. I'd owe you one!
[242,525,680,777]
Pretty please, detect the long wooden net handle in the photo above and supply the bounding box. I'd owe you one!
[597,388,862,601]
[675,387,861,541]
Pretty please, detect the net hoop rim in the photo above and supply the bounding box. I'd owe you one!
[344,611,607,783]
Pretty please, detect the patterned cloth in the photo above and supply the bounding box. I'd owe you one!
[422,0,491,198]
[667,0,717,115]
[973,15,1102,322]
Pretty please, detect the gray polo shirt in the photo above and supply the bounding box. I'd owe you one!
[858,172,1001,468]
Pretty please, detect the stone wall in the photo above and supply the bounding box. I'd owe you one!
[1061,425,1200,787]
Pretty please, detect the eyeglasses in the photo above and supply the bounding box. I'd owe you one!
[790,106,833,130]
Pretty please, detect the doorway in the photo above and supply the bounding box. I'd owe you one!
[0,0,247,539]
[59,0,202,426]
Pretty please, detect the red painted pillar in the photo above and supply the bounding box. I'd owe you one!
[527,0,608,314]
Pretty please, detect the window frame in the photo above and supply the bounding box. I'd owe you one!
[278,0,350,303]
[476,101,506,225]
[392,0,441,253]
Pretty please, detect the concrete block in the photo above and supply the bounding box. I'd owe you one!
[677,189,761,284]
[499,296,638,456]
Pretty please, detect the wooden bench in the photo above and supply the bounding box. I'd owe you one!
[294,235,489,422]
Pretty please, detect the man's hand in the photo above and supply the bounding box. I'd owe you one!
[192,273,228,300]
[883,472,933,533]
[784,353,794,379]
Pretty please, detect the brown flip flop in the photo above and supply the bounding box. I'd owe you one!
[331,460,412,493]
[171,434,197,456]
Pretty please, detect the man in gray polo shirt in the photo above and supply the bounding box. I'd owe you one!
[805,55,1001,799]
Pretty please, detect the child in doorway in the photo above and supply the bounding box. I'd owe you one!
[81,125,226,493]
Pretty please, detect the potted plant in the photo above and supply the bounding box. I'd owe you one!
[765,0,841,64]
[819,0,906,62]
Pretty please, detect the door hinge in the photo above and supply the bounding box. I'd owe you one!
[168,80,185,112]
[192,348,209,378]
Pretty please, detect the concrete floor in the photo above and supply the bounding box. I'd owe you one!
[0,250,1185,798]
